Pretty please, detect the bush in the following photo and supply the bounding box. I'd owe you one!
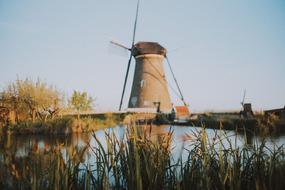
[5,116,119,135]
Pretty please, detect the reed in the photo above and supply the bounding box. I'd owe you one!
[0,125,284,190]
[4,115,119,135]
[0,141,88,189]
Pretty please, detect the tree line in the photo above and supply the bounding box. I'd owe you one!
[0,78,93,125]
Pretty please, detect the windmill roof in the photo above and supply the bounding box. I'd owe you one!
[133,42,167,57]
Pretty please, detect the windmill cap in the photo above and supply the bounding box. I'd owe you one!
[133,42,167,57]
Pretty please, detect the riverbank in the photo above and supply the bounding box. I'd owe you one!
[1,111,284,135]
[191,112,285,133]
[0,113,123,135]
[162,112,285,135]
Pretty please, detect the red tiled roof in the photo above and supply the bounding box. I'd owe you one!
[175,106,190,116]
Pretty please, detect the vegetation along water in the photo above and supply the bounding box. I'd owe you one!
[0,78,284,189]
[0,125,284,190]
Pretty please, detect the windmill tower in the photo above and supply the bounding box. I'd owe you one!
[128,42,172,113]
[111,0,187,114]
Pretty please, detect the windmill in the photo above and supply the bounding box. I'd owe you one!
[112,0,187,114]
[240,89,253,118]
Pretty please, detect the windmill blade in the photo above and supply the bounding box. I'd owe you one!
[131,0,140,47]
[118,0,140,111]
[119,55,133,111]
[241,89,246,107]
[110,40,130,51]
[108,40,129,57]
[165,56,187,106]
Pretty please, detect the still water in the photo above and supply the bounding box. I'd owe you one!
[1,125,284,162]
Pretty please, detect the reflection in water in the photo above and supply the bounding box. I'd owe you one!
[1,125,285,160]
[0,133,90,158]
[0,125,284,189]
[0,133,90,189]
[238,130,254,146]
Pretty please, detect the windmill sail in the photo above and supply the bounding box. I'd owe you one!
[118,0,140,111]
[241,89,246,108]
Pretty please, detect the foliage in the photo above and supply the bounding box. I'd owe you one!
[0,78,63,123]
[69,90,93,119]
[0,141,87,190]
[4,116,119,135]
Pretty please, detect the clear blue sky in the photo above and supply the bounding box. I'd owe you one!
[1,0,285,112]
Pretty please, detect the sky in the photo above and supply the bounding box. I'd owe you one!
[0,0,285,112]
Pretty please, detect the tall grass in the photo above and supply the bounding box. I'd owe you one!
[4,115,119,135]
[0,142,88,189]
[178,129,285,190]
[0,125,284,189]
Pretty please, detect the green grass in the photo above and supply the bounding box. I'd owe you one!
[0,125,284,189]
[3,114,120,135]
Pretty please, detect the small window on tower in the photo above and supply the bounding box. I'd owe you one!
[131,96,137,107]
[140,80,146,88]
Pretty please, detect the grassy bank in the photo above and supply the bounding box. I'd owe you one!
[1,113,122,135]
[187,112,285,135]
[0,125,284,189]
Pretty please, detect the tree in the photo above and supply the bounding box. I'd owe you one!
[0,80,30,123]
[0,78,63,123]
[69,90,93,119]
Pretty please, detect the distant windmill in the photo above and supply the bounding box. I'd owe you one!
[241,89,247,110]
[112,0,187,113]
[240,89,253,117]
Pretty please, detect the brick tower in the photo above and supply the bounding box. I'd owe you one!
[128,42,172,113]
